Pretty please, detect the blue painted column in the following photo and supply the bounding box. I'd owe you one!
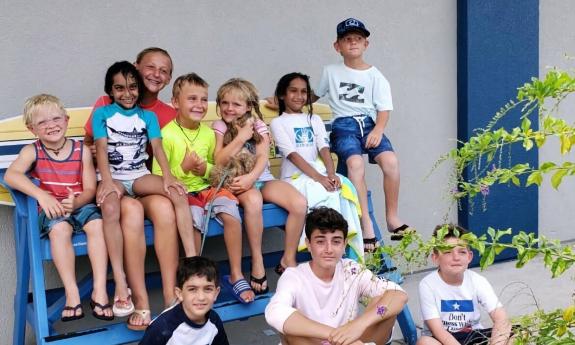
[457,0,539,263]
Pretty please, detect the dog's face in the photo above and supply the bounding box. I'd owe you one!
[223,112,258,145]
[232,112,256,129]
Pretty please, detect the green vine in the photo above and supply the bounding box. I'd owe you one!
[387,67,575,344]
[435,68,575,200]
[375,228,575,344]
[378,228,574,279]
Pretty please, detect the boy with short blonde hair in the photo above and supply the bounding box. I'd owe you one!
[6,94,113,321]
[152,74,253,304]
[417,225,512,345]
[315,18,410,250]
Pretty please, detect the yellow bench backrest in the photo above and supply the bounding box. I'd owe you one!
[0,101,334,205]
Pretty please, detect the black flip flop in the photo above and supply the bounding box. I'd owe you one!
[363,237,379,253]
[61,304,84,322]
[274,263,287,276]
[250,274,269,295]
[90,299,114,321]
[390,224,410,241]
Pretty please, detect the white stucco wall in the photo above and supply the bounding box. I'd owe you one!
[0,1,458,342]
[539,1,575,241]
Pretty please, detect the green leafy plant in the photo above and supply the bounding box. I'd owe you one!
[436,68,575,200]
[380,68,575,343]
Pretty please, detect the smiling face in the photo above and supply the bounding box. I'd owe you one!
[432,237,473,279]
[175,274,220,324]
[135,51,172,95]
[110,72,139,109]
[217,90,250,124]
[29,104,69,145]
[334,32,369,59]
[282,77,308,114]
[306,229,347,272]
[173,82,208,128]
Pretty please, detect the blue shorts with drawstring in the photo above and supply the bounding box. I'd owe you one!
[330,115,394,175]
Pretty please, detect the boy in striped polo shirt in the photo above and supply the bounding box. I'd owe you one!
[5,94,113,322]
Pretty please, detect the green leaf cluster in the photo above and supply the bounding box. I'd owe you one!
[442,68,575,201]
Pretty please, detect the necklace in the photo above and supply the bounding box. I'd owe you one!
[175,119,201,146]
[42,138,68,156]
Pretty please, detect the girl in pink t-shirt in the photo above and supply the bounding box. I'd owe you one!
[212,78,307,295]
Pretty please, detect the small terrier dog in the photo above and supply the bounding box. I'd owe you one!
[210,112,262,190]
[209,148,255,189]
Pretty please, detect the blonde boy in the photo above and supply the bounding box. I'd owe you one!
[5,94,112,321]
[315,18,409,249]
[152,74,254,304]
[417,225,512,345]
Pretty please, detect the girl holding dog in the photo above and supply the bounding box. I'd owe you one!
[212,78,307,296]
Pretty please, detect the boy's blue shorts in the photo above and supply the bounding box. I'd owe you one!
[39,203,102,237]
[330,115,394,175]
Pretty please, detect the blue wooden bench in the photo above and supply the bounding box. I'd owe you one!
[0,175,417,345]
[0,102,417,345]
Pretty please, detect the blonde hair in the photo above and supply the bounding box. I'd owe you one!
[172,73,209,99]
[215,78,264,121]
[215,78,264,145]
[136,47,173,75]
[23,94,66,126]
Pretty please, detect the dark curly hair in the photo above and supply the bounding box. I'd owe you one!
[176,256,219,288]
[305,207,348,240]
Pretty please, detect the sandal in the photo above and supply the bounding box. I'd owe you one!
[90,299,114,321]
[363,237,380,253]
[222,275,254,304]
[127,309,151,331]
[61,304,84,322]
[274,263,287,276]
[250,274,269,295]
[113,288,135,317]
[390,224,410,241]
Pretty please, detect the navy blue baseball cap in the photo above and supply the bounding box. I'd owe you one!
[336,18,370,38]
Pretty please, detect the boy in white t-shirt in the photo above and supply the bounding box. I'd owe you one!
[315,18,410,250]
[265,207,408,345]
[417,225,512,345]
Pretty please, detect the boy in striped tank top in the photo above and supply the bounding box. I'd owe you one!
[5,94,114,322]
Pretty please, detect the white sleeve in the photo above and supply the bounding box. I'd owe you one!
[311,114,329,151]
[316,66,329,98]
[270,118,296,157]
[474,274,502,313]
[264,269,299,333]
[373,72,393,112]
[357,264,403,299]
[419,278,440,320]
